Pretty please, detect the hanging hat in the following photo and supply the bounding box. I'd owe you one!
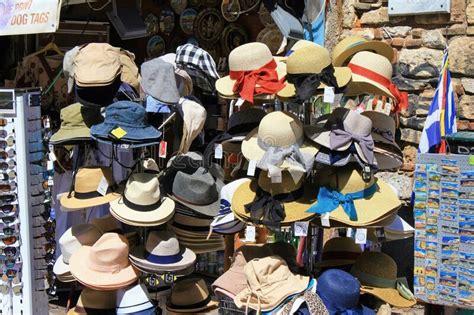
[53,224,103,279]
[129,230,196,273]
[141,58,180,104]
[278,45,352,100]
[167,278,218,313]
[317,269,375,315]
[67,288,116,315]
[234,256,309,312]
[332,36,394,67]
[63,46,81,94]
[215,42,286,103]
[350,252,416,308]
[110,173,175,227]
[116,283,157,315]
[315,237,362,270]
[159,53,193,97]
[307,168,401,226]
[90,214,122,233]
[60,167,120,210]
[69,233,139,290]
[176,98,207,154]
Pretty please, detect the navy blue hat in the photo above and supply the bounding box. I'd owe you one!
[317,269,375,315]
[90,101,161,143]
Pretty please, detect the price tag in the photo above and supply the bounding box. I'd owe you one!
[321,212,331,227]
[110,127,127,139]
[294,221,309,237]
[120,144,130,149]
[245,225,256,243]
[97,176,109,196]
[47,178,54,186]
[159,141,167,158]
[355,228,367,244]
[49,152,57,162]
[247,160,257,176]
[346,228,353,238]
[333,93,344,106]
[46,160,54,170]
[323,87,335,104]
[214,143,223,159]
[268,165,282,183]
[164,273,175,285]
[235,98,245,108]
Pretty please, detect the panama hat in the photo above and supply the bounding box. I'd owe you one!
[167,278,218,313]
[110,173,175,226]
[278,45,352,99]
[67,288,116,315]
[70,233,139,290]
[315,237,362,269]
[332,36,394,67]
[116,283,156,314]
[60,167,121,210]
[129,231,196,273]
[351,252,416,308]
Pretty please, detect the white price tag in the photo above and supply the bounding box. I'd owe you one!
[97,176,109,196]
[268,165,282,184]
[346,228,353,238]
[214,143,223,160]
[333,93,344,106]
[355,228,367,244]
[294,221,309,237]
[321,212,331,227]
[245,225,256,243]
[323,87,335,104]
[49,151,57,162]
[235,98,245,108]
[47,178,54,186]
[46,160,54,170]
[247,160,257,177]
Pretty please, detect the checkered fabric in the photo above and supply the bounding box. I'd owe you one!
[175,44,220,93]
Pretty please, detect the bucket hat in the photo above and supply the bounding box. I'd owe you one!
[110,173,175,227]
[63,46,80,94]
[350,252,416,308]
[60,167,121,210]
[67,288,116,315]
[315,237,362,270]
[234,256,309,312]
[278,45,352,100]
[141,58,180,104]
[159,53,193,97]
[215,42,286,103]
[90,101,161,143]
[129,231,196,273]
[167,278,218,313]
[317,269,375,315]
[90,214,122,233]
[54,224,103,279]
[69,233,139,290]
[332,36,394,67]
[160,151,205,195]
[116,284,156,315]
[176,98,207,154]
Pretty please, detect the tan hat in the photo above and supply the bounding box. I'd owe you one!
[350,252,416,308]
[50,103,95,144]
[60,167,121,210]
[234,256,309,312]
[289,39,319,52]
[167,278,218,313]
[90,214,122,233]
[177,98,207,154]
[332,36,394,67]
[69,233,139,290]
[67,288,116,315]
[315,237,362,269]
[110,173,175,226]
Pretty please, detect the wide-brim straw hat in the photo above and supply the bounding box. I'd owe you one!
[315,237,362,269]
[109,208,174,227]
[167,278,219,313]
[332,36,394,67]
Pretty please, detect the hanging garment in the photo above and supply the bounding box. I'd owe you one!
[303,0,325,46]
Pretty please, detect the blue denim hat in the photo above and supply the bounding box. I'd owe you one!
[90,101,161,142]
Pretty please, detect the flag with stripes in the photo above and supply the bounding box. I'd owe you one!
[419,50,457,153]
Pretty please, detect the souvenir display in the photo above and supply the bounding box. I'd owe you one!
[171,0,188,14]
[221,24,248,56]
[179,8,198,35]
[159,8,175,35]
[147,35,166,58]
[194,8,224,45]
[144,13,160,36]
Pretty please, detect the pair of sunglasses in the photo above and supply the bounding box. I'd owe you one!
[1,247,17,258]
[0,149,15,160]
[0,160,15,171]
[0,194,16,203]
[0,137,14,149]
[1,236,17,246]
[0,204,16,216]
[0,171,16,181]
[1,216,16,224]
[1,227,17,237]
[0,183,16,192]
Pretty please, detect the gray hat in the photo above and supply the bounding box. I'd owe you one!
[141,58,180,104]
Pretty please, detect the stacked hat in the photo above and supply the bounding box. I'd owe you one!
[368,215,415,242]
[167,278,218,313]
[315,237,362,271]
[67,288,116,315]
[332,36,394,67]
[141,58,180,105]
[90,214,122,233]
[159,53,193,97]
[116,284,158,315]
[176,98,207,154]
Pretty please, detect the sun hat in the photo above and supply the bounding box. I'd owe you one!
[232,170,316,226]
[350,252,416,308]
[278,45,352,101]
[60,167,121,210]
[167,278,218,313]
[69,233,139,290]
[215,42,286,103]
[286,39,319,55]
[160,151,205,195]
[116,283,156,315]
[141,58,180,104]
[63,46,81,94]
[67,288,116,315]
[90,214,122,233]
[315,237,362,270]
[129,231,196,273]
[75,78,122,108]
[317,269,375,315]
[332,36,394,67]
[373,144,403,170]
[176,98,207,154]
[110,173,175,227]
[159,53,193,96]
[234,256,309,312]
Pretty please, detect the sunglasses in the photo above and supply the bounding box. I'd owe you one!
[4,269,17,280]
[0,149,15,160]
[0,194,16,203]
[0,160,15,170]
[1,247,17,257]
[0,204,16,216]
[1,171,16,181]
[1,216,16,224]
[0,137,15,149]
[0,183,16,192]
[0,119,7,127]
[1,227,17,237]
[1,236,17,246]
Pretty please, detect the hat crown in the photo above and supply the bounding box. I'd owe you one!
[171,278,210,306]
[351,252,398,283]
[104,101,147,127]
[332,36,369,64]
[290,40,318,52]
[116,283,153,311]
[141,58,180,103]
[90,214,121,233]
[74,43,121,86]
[146,231,180,256]
[124,173,161,206]
[88,233,130,271]
[257,111,304,149]
[362,111,396,140]
[287,45,331,74]
[77,288,116,310]
[258,171,303,195]
[322,237,362,255]
[60,224,102,264]
[172,167,218,205]
[329,168,376,195]
[350,51,392,81]
[244,256,292,292]
[74,167,114,194]
[60,103,87,128]
[229,42,273,71]
[325,108,373,138]
[317,269,361,309]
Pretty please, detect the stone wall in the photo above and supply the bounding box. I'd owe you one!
[328,0,474,173]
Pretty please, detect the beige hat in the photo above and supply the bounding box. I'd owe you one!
[90,214,122,233]
[315,237,362,269]
[110,173,175,227]
[289,39,318,52]
[234,256,309,312]
[167,278,218,313]
[177,98,207,154]
[50,103,95,144]
[332,36,394,67]
[67,288,116,315]
[63,46,81,94]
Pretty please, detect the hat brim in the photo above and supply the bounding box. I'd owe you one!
[166,300,218,314]
[50,127,92,144]
[170,180,225,217]
[57,274,76,283]
[109,197,175,226]
[90,123,162,142]
[129,245,196,272]
[360,286,416,308]
[374,150,403,170]
[333,41,394,67]
[60,192,121,210]
[315,259,357,269]
[345,73,395,99]
[69,246,139,289]
[53,255,70,276]
[212,268,246,298]
[109,209,174,227]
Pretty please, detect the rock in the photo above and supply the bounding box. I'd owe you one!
[353,0,383,10]
[383,26,412,38]
[449,37,474,76]
[402,94,420,117]
[391,37,405,48]
[411,28,424,39]
[375,172,413,199]
[467,26,474,35]
[401,128,422,144]
[450,0,466,23]
[461,78,474,94]
[457,120,470,130]
[415,89,436,116]
[467,0,474,24]
[458,95,474,120]
[374,28,384,39]
[400,116,427,130]
[341,28,375,40]
[392,76,430,92]
[343,0,357,28]
[421,30,446,49]
[398,48,444,79]
[401,145,418,172]
[447,23,467,35]
[451,78,465,95]
[360,7,389,25]
[415,14,450,25]
[405,36,423,48]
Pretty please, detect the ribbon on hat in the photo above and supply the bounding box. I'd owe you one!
[287,65,339,103]
[347,63,408,113]
[230,59,285,104]
[329,129,375,165]
[372,127,395,143]
[144,251,183,264]
[307,183,378,221]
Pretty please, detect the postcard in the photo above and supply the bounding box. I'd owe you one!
[429,181,441,190]
[460,179,474,188]
[440,212,457,222]
[460,235,474,244]
[441,174,458,183]
[425,241,438,251]
[441,159,458,167]
[459,221,474,230]
[441,165,460,175]
[441,188,459,198]
[440,204,457,213]
[440,270,457,281]
[416,164,427,173]
[428,172,441,181]
[460,171,474,179]
[426,250,437,259]
[427,198,440,209]
[439,278,457,287]
[460,229,474,237]
[415,181,427,192]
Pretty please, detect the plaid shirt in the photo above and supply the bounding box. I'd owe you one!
[175,44,220,93]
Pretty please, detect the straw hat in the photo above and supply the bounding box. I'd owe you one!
[69,233,139,290]
[167,278,218,313]
[67,288,116,315]
[110,173,175,226]
[350,252,416,308]
[332,36,394,67]
[116,283,156,314]
[315,237,362,269]
[288,39,318,53]
[60,167,120,210]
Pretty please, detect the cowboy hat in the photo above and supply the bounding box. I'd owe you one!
[332,36,394,67]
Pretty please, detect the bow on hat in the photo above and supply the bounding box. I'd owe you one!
[287,65,340,103]
[245,190,286,226]
[329,129,375,165]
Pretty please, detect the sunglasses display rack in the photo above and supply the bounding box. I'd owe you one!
[0,89,49,315]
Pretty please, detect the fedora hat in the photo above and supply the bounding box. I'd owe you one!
[60,167,121,210]
[278,45,352,100]
[110,173,175,227]
[315,237,362,270]
[307,168,401,226]
[350,252,416,308]
[215,42,286,103]
[54,224,103,279]
[160,151,205,195]
[129,231,196,273]
[67,288,116,315]
[167,278,218,313]
[232,170,316,226]
[159,53,193,97]
[234,256,309,312]
[90,214,122,233]
[116,284,157,314]
[70,233,139,290]
[332,36,394,67]
[317,269,375,315]
[141,58,180,104]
